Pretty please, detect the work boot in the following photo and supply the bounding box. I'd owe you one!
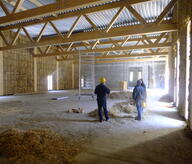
[135,117,141,121]
[105,117,110,121]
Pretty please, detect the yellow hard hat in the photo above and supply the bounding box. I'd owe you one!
[100,77,106,83]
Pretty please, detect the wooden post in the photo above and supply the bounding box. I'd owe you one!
[34,57,37,92]
[0,39,3,95]
[56,61,59,90]
[72,63,74,89]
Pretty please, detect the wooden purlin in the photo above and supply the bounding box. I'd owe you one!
[0,22,178,51]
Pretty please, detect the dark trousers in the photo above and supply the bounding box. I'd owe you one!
[136,99,143,120]
[97,99,109,121]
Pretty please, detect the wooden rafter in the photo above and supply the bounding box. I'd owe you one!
[66,43,73,52]
[57,52,168,61]
[121,36,130,47]
[36,22,48,42]
[155,0,177,24]
[154,32,167,44]
[58,45,65,52]
[12,0,25,14]
[29,0,43,7]
[11,28,22,45]
[33,42,172,57]
[91,40,99,49]
[126,5,147,24]
[37,47,43,54]
[0,31,9,46]
[49,21,64,39]
[22,27,34,42]
[0,0,153,29]
[0,22,177,51]
[67,16,82,38]
[44,45,51,54]
[92,57,166,64]
[105,7,125,33]
[4,0,26,11]
[0,1,10,15]
[84,15,97,29]
[128,39,141,55]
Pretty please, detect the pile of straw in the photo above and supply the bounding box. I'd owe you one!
[0,129,82,164]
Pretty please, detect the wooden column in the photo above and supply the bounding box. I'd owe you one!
[72,63,74,89]
[56,61,59,90]
[0,39,3,95]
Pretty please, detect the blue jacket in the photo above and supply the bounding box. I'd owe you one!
[132,85,145,101]
[94,83,110,101]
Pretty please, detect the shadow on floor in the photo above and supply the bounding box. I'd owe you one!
[150,109,185,121]
[79,130,192,164]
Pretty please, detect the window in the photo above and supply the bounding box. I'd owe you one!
[129,72,133,82]
[81,76,85,87]
[138,71,142,79]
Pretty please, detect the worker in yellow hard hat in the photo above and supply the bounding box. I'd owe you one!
[94,77,110,122]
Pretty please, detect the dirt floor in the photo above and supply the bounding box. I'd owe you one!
[0,90,192,164]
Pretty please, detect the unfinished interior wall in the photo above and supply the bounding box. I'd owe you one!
[2,32,34,95]
[178,0,191,118]
[36,57,57,92]
[94,61,165,89]
[58,61,73,89]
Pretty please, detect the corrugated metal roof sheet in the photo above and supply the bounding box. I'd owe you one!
[132,0,172,22]
[23,0,38,9]
[0,7,6,17]
[38,0,56,5]
[0,0,173,39]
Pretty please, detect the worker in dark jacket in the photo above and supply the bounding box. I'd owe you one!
[140,78,147,102]
[94,77,110,122]
[132,79,145,121]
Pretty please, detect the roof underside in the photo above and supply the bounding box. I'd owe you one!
[0,0,173,38]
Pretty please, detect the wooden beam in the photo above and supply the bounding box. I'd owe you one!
[72,57,166,64]
[93,57,166,63]
[49,21,64,39]
[36,22,48,42]
[154,32,167,44]
[22,27,34,42]
[34,42,172,57]
[92,40,99,49]
[86,52,168,59]
[0,1,10,15]
[67,16,82,38]
[12,0,24,13]
[44,45,51,54]
[0,0,154,29]
[105,7,125,33]
[5,0,26,11]
[29,0,43,7]
[11,28,21,45]
[155,0,177,24]
[0,22,177,51]
[66,43,73,52]
[84,15,98,29]
[57,52,168,61]
[121,36,130,47]
[126,5,147,24]
[0,31,10,46]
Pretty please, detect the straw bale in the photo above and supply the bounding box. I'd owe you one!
[0,129,82,164]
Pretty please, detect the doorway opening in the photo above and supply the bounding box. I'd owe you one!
[47,75,53,90]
